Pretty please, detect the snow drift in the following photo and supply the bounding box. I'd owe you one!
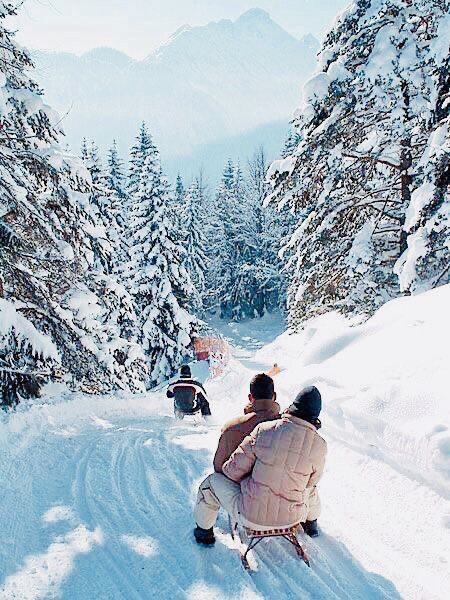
[0,292,448,599]
[256,284,450,493]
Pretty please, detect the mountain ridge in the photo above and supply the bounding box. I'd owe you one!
[32,10,319,167]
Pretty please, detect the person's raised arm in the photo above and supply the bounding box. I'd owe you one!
[222,427,258,483]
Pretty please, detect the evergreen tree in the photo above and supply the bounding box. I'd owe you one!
[205,154,290,320]
[107,140,127,201]
[79,140,117,273]
[128,122,154,198]
[175,173,185,207]
[226,161,252,319]
[395,52,450,293]
[206,160,237,317]
[268,0,449,328]
[106,140,129,271]
[0,3,146,404]
[247,147,291,314]
[128,142,197,386]
[80,137,89,161]
[282,128,302,158]
[86,141,104,185]
[183,177,209,310]
[0,298,60,407]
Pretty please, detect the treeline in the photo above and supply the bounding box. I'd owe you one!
[0,4,191,407]
[268,0,449,329]
[0,4,289,407]
[176,150,292,320]
[80,129,293,324]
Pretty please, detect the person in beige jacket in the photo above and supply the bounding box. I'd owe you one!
[193,386,326,545]
[213,373,280,473]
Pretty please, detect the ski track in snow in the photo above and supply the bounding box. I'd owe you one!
[0,315,448,599]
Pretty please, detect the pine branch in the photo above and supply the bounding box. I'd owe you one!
[342,152,401,170]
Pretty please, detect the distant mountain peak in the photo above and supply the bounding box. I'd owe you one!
[168,24,193,42]
[81,47,133,65]
[237,8,271,23]
[33,7,319,162]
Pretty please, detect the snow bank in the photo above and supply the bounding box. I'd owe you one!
[255,285,450,492]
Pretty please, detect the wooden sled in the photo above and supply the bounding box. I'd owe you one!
[228,516,310,570]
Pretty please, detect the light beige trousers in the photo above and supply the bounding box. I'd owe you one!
[194,473,321,530]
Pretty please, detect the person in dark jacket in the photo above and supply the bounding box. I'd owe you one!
[167,365,211,419]
[213,373,279,472]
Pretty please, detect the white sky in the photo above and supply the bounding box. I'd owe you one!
[14,0,349,59]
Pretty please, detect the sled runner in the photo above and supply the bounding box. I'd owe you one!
[228,516,310,570]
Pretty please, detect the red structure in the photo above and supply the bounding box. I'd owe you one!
[194,336,230,378]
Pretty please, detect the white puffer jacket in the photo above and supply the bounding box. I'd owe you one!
[223,414,327,528]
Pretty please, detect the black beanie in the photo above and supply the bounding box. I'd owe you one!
[287,386,322,421]
[180,365,191,378]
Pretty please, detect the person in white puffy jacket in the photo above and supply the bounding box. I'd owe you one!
[193,386,326,545]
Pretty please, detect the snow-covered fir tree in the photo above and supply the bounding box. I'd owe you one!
[175,174,185,207]
[282,128,302,159]
[395,50,450,294]
[204,153,289,320]
[182,176,209,310]
[80,137,89,162]
[226,161,253,319]
[107,140,127,202]
[246,147,292,314]
[0,298,60,407]
[78,140,117,274]
[206,160,239,317]
[128,122,154,199]
[267,0,450,329]
[0,3,146,405]
[105,140,129,271]
[128,141,197,386]
[85,141,103,185]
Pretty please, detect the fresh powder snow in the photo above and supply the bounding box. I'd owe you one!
[1,288,449,599]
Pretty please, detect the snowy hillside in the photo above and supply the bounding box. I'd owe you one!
[1,287,448,599]
[32,10,319,158]
[165,120,289,183]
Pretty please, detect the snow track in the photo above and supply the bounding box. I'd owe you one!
[0,313,448,599]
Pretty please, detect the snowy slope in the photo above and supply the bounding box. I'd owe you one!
[31,10,319,159]
[256,285,450,495]
[0,290,449,599]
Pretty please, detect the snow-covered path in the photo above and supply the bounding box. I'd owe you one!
[0,312,448,599]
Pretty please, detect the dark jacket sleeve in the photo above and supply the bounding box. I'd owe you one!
[213,430,231,473]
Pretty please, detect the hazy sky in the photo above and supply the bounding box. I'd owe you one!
[15,0,349,59]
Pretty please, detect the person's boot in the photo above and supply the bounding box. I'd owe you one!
[301,519,319,538]
[194,525,215,545]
